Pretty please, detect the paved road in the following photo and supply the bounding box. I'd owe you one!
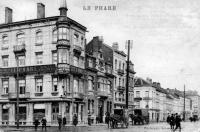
[1,121,200,132]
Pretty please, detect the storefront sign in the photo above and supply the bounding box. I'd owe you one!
[0,64,56,76]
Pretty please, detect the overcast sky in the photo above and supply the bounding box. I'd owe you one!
[0,0,200,93]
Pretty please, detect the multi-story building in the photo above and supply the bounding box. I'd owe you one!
[186,92,200,118]
[0,1,88,125]
[86,36,114,123]
[112,43,127,108]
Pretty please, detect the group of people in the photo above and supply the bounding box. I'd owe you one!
[167,113,182,132]
[33,114,78,131]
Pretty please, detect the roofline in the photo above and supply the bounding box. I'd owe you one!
[0,16,87,31]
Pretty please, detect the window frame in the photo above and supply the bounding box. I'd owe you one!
[2,78,9,94]
[35,30,43,45]
[2,35,8,49]
[35,52,43,65]
[35,77,43,93]
[2,55,8,67]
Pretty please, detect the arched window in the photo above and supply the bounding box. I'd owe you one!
[17,33,25,45]
[52,29,57,42]
[36,30,43,44]
[2,35,8,49]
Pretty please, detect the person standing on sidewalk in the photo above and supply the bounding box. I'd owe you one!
[57,115,62,130]
[170,114,175,130]
[33,118,40,131]
[73,114,78,126]
[63,116,67,127]
[41,117,47,131]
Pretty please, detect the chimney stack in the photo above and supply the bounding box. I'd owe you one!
[5,7,12,23]
[37,3,45,19]
[59,0,68,16]
[112,42,119,50]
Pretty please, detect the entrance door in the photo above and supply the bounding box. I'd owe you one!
[98,100,104,123]
[52,103,59,124]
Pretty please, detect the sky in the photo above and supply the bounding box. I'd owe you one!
[0,0,200,93]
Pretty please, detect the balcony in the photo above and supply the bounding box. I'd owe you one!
[117,86,125,92]
[129,68,136,74]
[57,63,70,74]
[70,65,85,76]
[57,40,70,48]
[73,45,82,55]
[8,92,30,99]
[134,97,142,101]
[73,92,84,99]
[105,67,114,77]
[129,86,134,92]
[117,69,124,76]
[63,92,72,98]
[13,44,26,54]
[86,63,98,72]
[143,97,152,100]
[97,91,109,98]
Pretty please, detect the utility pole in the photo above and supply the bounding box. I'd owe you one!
[125,40,132,109]
[16,56,19,129]
[183,84,186,121]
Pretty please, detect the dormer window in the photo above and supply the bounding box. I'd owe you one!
[17,33,25,45]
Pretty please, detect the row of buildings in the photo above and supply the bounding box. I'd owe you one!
[133,77,200,122]
[0,1,135,125]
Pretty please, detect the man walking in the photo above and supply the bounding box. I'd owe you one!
[170,114,175,130]
[33,118,40,131]
[58,114,62,130]
[174,114,181,132]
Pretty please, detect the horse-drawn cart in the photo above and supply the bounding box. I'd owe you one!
[110,108,129,128]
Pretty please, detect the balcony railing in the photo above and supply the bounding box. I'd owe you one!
[73,92,84,99]
[105,67,114,77]
[8,92,30,99]
[97,90,109,97]
[57,40,70,47]
[117,86,125,92]
[57,63,70,74]
[143,97,152,100]
[13,44,26,54]
[70,65,85,76]
[117,69,124,75]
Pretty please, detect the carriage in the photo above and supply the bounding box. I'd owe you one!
[129,109,149,125]
[110,108,129,128]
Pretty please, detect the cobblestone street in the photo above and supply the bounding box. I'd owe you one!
[1,121,200,132]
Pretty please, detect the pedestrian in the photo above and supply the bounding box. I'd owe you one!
[57,114,62,130]
[105,112,110,128]
[41,117,47,131]
[73,114,78,126]
[157,117,159,123]
[63,116,66,126]
[167,114,171,124]
[33,118,40,131]
[174,114,181,132]
[170,114,175,130]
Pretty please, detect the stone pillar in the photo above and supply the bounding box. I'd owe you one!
[103,100,107,123]
[26,103,33,125]
[45,103,51,125]
[69,102,73,123]
[78,104,81,123]
[9,104,15,125]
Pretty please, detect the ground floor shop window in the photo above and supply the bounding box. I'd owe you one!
[16,106,26,120]
[2,108,9,121]
[33,104,45,120]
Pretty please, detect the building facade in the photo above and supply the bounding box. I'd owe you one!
[0,2,88,125]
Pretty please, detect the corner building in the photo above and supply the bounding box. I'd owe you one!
[0,2,87,125]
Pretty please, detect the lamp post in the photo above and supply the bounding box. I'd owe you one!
[125,40,133,109]
[183,84,186,121]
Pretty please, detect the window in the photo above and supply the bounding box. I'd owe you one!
[18,56,25,66]
[145,91,149,97]
[81,37,84,46]
[122,78,124,87]
[58,49,69,63]
[2,35,8,49]
[52,29,57,42]
[136,91,140,97]
[74,79,78,93]
[58,27,69,40]
[88,58,93,67]
[2,56,8,67]
[36,52,43,64]
[88,76,94,91]
[73,34,79,44]
[17,33,25,45]
[119,78,121,86]
[36,31,43,44]
[115,59,117,70]
[19,79,25,94]
[73,56,79,67]
[107,81,111,94]
[79,79,83,93]
[123,63,125,71]
[52,77,58,92]
[35,78,43,92]
[135,101,140,108]
[119,61,121,70]
[52,51,57,64]
[2,79,8,94]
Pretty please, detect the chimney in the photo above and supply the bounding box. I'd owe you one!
[37,3,45,19]
[5,7,12,23]
[146,77,152,84]
[112,42,119,50]
[98,36,104,42]
[157,82,161,87]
